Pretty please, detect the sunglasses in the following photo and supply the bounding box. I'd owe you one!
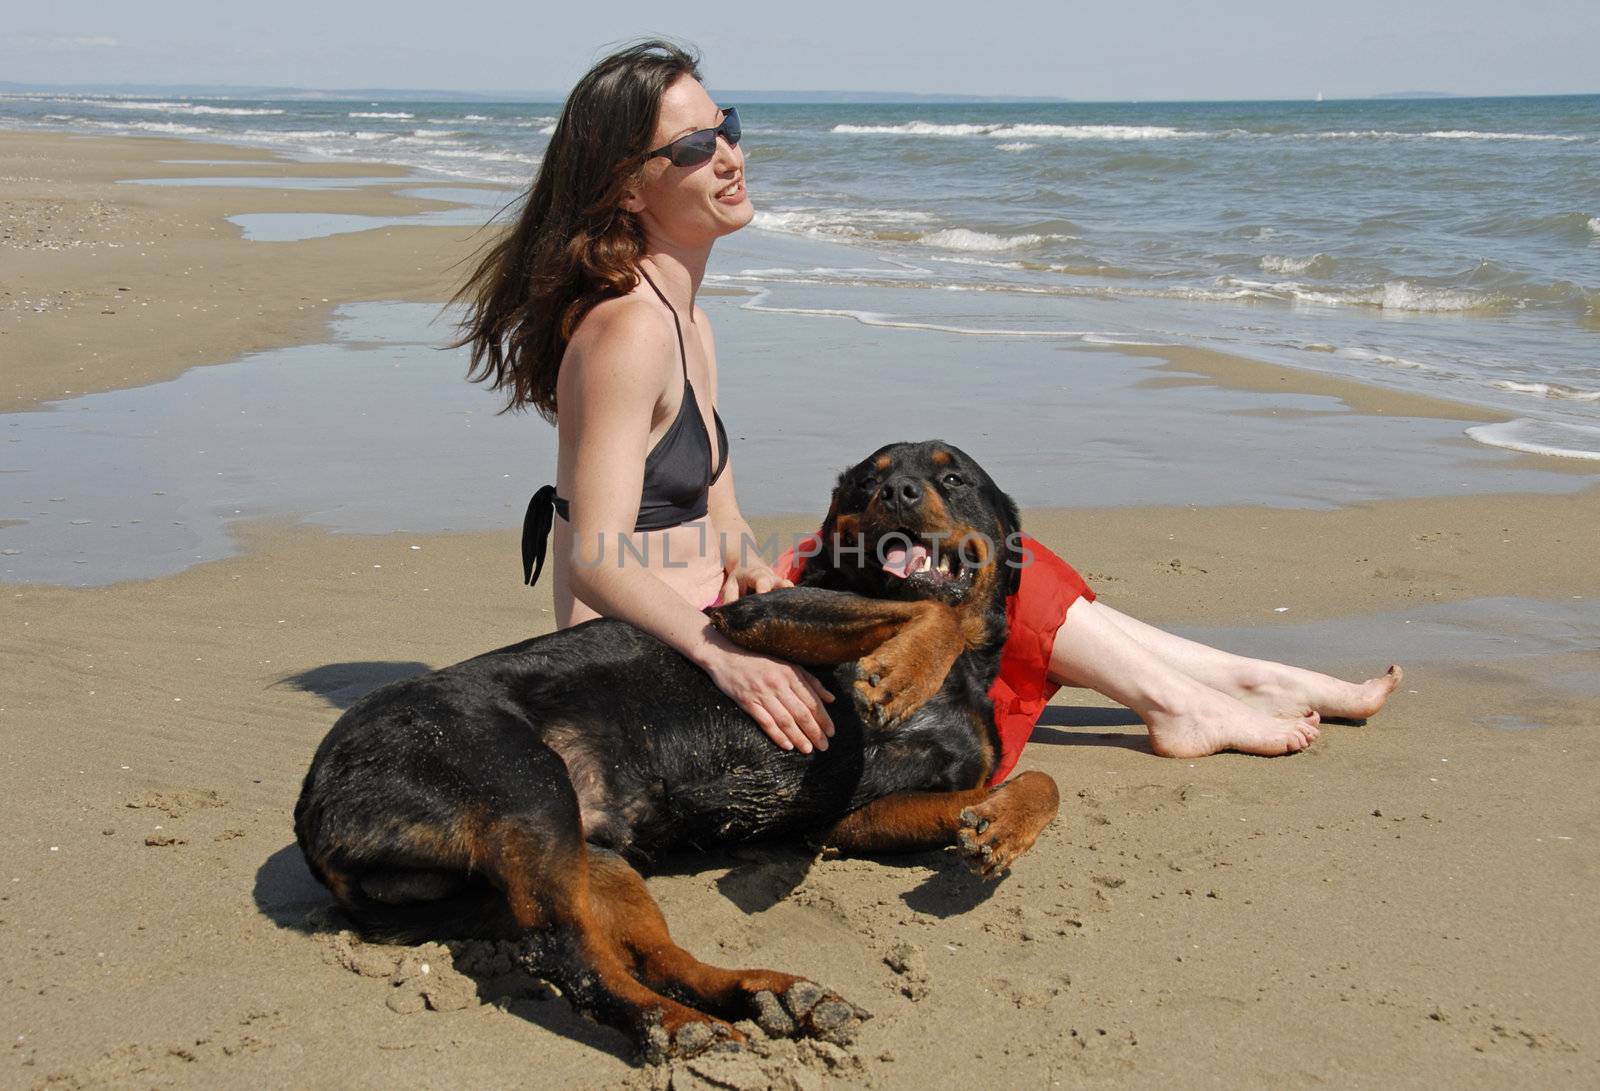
[646,107,741,167]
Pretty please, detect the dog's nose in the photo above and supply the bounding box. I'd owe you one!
[878,476,923,513]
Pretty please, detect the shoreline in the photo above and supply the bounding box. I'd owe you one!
[4,129,1597,1088]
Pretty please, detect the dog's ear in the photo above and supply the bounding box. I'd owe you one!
[801,463,860,582]
[808,491,843,578]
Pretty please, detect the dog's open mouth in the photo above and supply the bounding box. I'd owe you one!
[878,530,976,597]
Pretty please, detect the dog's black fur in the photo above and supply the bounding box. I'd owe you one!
[294,440,1060,1060]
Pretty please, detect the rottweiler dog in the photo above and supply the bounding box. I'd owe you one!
[294,440,1061,1061]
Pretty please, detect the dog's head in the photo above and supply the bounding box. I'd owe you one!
[807,440,1023,643]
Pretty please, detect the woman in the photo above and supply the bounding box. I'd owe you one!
[454,40,1399,772]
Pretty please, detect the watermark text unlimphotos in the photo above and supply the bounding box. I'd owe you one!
[567,528,1033,572]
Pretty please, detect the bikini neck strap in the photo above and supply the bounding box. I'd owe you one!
[637,267,688,379]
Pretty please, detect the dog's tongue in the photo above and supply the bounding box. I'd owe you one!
[882,542,930,578]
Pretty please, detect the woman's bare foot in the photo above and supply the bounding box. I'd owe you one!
[1226,664,1403,722]
[1144,680,1323,759]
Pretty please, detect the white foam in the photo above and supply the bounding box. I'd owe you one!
[1492,380,1600,402]
[1261,254,1328,275]
[1236,276,1499,313]
[463,114,489,121]
[831,121,1194,140]
[918,228,1054,252]
[928,254,1027,270]
[998,123,1190,140]
[349,111,414,119]
[832,121,992,136]
[751,207,935,240]
[86,119,212,135]
[995,142,1038,152]
[1082,333,1172,347]
[90,100,285,116]
[1466,419,1600,460]
[426,148,540,165]
[238,128,355,142]
[1333,346,1440,372]
[737,287,1103,339]
[1311,129,1581,143]
[1589,217,1600,236]
[395,130,464,143]
[1375,281,1489,312]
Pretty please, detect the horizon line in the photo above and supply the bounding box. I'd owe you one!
[3,80,1598,106]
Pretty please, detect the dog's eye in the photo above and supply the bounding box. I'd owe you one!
[941,472,965,487]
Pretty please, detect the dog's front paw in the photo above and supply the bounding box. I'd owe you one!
[640,1010,745,1064]
[752,981,871,1046]
[851,655,931,730]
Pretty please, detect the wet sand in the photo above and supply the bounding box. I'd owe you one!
[3,131,1597,1088]
[0,129,491,413]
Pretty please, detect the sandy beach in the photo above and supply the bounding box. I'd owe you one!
[3,130,1597,1089]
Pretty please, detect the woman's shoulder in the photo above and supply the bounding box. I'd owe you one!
[563,292,679,389]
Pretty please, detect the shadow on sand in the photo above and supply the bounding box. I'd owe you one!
[274,660,433,711]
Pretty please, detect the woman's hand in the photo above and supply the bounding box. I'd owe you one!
[700,636,835,753]
[720,562,791,604]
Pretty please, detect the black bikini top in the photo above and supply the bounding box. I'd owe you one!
[521,269,730,586]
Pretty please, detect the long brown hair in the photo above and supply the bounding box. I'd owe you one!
[452,40,702,420]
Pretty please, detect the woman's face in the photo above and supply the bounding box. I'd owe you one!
[622,74,753,248]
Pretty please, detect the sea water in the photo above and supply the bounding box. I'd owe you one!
[3,91,1598,457]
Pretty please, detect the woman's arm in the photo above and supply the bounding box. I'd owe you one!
[560,300,832,751]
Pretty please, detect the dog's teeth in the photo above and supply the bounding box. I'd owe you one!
[916,556,933,573]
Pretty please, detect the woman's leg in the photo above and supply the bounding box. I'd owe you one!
[1045,598,1324,759]
[1091,603,1401,722]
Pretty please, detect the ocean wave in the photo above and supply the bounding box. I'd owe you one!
[1492,380,1600,402]
[1082,333,1172,347]
[1382,279,1504,310]
[918,228,1062,252]
[462,114,489,121]
[349,111,414,119]
[832,121,1195,140]
[1310,129,1583,143]
[88,99,286,116]
[395,130,465,143]
[752,207,935,240]
[738,287,1106,338]
[1332,346,1442,372]
[1466,419,1600,461]
[83,119,213,136]
[1261,253,1335,276]
[239,128,368,141]
[425,148,540,165]
[926,254,1026,271]
[1465,210,1600,243]
[1223,276,1502,313]
[996,142,1038,152]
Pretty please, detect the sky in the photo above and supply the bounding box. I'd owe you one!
[5,0,1598,101]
